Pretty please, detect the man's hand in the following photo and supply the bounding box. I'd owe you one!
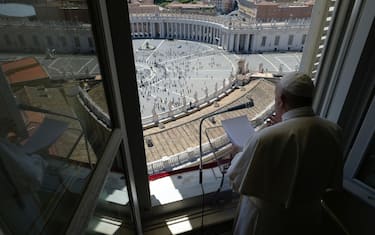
[265,112,282,126]
[231,144,241,156]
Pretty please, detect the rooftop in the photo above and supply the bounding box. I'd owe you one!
[1,57,48,84]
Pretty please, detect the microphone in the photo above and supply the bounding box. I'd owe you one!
[221,100,254,113]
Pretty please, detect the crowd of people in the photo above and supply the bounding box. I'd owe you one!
[133,40,233,118]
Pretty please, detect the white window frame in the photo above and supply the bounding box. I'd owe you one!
[66,0,375,233]
[309,0,375,209]
[344,97,375,207]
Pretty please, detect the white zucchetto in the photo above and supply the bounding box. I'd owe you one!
[280,72,314,98]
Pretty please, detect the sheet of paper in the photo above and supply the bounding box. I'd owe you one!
[221,115,254,149]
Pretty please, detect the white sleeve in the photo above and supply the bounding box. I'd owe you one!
[227,134,259,192]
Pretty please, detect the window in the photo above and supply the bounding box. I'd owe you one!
[356,134,375,189]
[4,35,11,46]
[0,1,127,234]
[46,36,53,47]
[309,0,375,210]
[288,34,294,45]
[18,35,25,47]
[74,37,80,48]
[274,35,280,46]
[2,0,375,233]
[32,35,40,47]
[88,37,94,48]
[59,36,67,47]
[261,36,266,46]
[301,34,307,45]
[344,96,375,207]
[86,150,133,234]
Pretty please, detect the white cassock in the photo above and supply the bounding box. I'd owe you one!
[227,107,343,235]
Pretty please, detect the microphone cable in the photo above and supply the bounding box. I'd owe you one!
[200,179,205,235]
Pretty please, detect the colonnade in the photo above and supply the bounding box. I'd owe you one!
[131,21,223,45]
[130,19,255,53]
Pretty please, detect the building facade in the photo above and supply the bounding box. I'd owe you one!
[238,0,314,22]
[0,13,309,54]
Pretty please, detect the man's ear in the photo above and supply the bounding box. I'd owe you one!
[280,93,287,107]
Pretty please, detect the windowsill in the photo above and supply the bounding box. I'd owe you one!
[150,167,232,206]
[89,167,238,234]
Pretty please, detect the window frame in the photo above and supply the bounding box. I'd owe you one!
[66,0,375,233]
[66,0,146,234]
[309,0,375,208]
[344,97,375,208]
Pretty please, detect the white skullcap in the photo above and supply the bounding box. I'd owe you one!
[280,72,314,98]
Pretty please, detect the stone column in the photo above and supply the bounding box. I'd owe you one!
[167,22,170,37]
[188,24,191,40]
[183,23,186,39]
[214,28,218,44]
[200,25,204,41]
[199,25,203,41]
[197,25,200,41]
[210,27,214,43]
[235,34,240,52]
[228,33,235,51]
[222,32,227,49]
[131,23,134,36]
[207,26,210,43]
[173,22,176,38]
[244,34,250,52]
[193,25,197,40]
[178,23,184,39]
[160,23,163,38]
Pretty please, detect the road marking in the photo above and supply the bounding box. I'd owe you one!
[220,52,236,73]
[274,56,292,71]
[159,49,214,64]
[258,54,278,71]
[48,57,62,73]
[146,40,165,63]
[77,58,94,74]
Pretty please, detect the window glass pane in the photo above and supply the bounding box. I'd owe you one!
[84,0,312,207]
[261,36,267,46]
[18,35,26,47]
[127,6,309,205]
[124,0,314,205]
[4,35,12,46]
[0,1,112,234]
[86,151,134,234]
[46,36,53,48]
[33,35,40,48]
[274,35,280,46]
[74,37,81,49]
[59,36,67,48]
[356,133,375,189]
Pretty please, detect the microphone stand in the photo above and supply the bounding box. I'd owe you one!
[198,99,254,233]
[199,99,254,184]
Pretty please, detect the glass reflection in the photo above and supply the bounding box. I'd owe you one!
[357,134,375,189]
[86,151,134,234]
[0,1,111,234]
